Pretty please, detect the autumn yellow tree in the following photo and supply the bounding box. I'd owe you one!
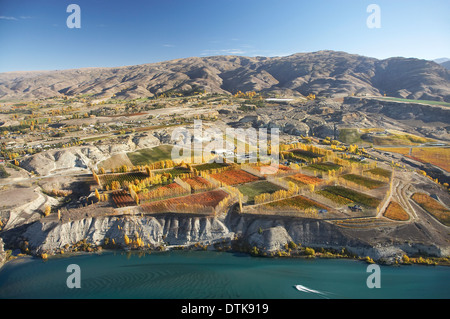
[43,205,51,217]
[111,181,121,190]
[402,255,410,264]
[94,189,100,201]
[92,171,100,185]
[304,247,315,256]
[145,165,152,177]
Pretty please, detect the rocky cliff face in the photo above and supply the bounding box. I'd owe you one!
[230,215,361,251]
[11,215,232,254]
[2,211,448,262]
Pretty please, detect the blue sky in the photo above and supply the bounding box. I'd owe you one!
[0,0,449,72]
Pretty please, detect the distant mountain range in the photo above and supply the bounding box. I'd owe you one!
[1,50,449,102]
[434,58,450,70]
[439,61,450,70]
[434,57,450,64]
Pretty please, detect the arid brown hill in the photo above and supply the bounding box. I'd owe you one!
[1,50,449,102]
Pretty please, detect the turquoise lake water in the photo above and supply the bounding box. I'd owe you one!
[0,250,448,299]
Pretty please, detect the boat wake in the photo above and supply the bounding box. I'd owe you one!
[294,285,330,299]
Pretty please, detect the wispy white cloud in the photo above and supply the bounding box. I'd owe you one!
[0,15,33,21]
[201,48,246,56]
[0,16,18,20]
[239,48,295,58]
[163,44,175,48]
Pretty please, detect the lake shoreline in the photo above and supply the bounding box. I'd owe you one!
[3,242,449,270]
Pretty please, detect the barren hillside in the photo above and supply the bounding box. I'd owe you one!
[1,50,449,102]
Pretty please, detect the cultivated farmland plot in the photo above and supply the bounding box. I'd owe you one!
[237,180,285,204]
[264,195,328,211]
[140,189,229,214]
[251,164,292,176]
[412,193,450,226]
[376,147,450,172]
[383,201,410,221]
[319,186,381,208]
[127,145,175,166]
[340,174,386,189]
[139,182,188,203]
[283,173,323,186]
[210,169,260,185]
[112,190,135,208]
[244,194,335,219]
[365,167,392,179]
[183,176,213,192]
[316,189,353,206]
[305,162,342,172]
[193,162,230,171]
